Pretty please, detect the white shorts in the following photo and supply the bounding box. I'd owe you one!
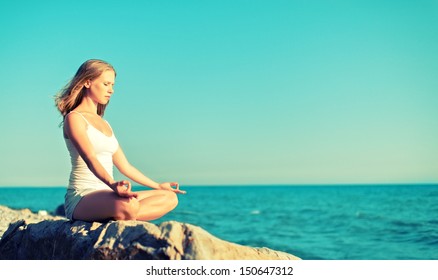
[64,185,112,220]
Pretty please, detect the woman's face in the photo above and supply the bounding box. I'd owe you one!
[85,70,115,105]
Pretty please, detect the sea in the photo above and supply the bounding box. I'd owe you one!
[0,184,437,260]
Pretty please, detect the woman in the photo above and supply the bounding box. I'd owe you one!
[54,59,185,222]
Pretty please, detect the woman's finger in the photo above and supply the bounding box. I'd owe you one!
[122,180,131,189]
[129,192,138,198]
[174,188,186,194]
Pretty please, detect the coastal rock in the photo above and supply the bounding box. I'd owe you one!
[0,205,300,260]
[0,205,64,238]
[53,204,66,217]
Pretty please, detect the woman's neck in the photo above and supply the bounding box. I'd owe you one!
[75,96,98,115]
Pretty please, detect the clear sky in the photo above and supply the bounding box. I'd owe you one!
[0,0,437,186]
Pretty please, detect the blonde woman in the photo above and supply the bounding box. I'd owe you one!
[55,59,185,222]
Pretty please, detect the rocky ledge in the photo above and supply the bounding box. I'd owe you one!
[0,205,300,260]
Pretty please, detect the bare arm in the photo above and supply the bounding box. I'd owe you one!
[113,145,186,194]
[113,145,160,189]
[64,113,137,197]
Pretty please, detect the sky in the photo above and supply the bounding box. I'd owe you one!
[0,0,437,186]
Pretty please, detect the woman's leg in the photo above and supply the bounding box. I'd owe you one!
[134,190,178,221]
[73,189,178,222]
[73,190,140,222]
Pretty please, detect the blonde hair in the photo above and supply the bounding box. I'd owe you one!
[55,59,116,119]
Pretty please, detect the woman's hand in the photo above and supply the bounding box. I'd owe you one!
[112,180,138,198]
[158,182,186,194]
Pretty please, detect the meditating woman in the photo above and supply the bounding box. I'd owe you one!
[54,59,185,222]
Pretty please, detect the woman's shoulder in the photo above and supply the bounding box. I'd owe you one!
[64,111,89,128]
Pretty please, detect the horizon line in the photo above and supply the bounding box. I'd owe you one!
[1,182,437,188]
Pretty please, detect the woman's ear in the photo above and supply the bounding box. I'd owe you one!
[84,80,91,88]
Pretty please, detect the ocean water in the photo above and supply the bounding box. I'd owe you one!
[0,184,437,260]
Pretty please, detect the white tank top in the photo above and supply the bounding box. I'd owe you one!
[64,111,119,192]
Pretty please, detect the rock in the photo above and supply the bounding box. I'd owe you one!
[0,205,65,239]
[53,204,65,217]
[0,205,300,260]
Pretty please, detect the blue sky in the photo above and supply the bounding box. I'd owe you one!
[0,0,437,186]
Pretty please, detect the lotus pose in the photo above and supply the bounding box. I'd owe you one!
[54,59,185,222]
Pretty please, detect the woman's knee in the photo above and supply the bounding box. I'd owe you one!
[166,191,178,209]
[113,198,140,220]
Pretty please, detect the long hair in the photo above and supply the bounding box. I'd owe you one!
[54,59,116,121]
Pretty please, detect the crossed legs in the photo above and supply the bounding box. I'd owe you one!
[72,189,178,222]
